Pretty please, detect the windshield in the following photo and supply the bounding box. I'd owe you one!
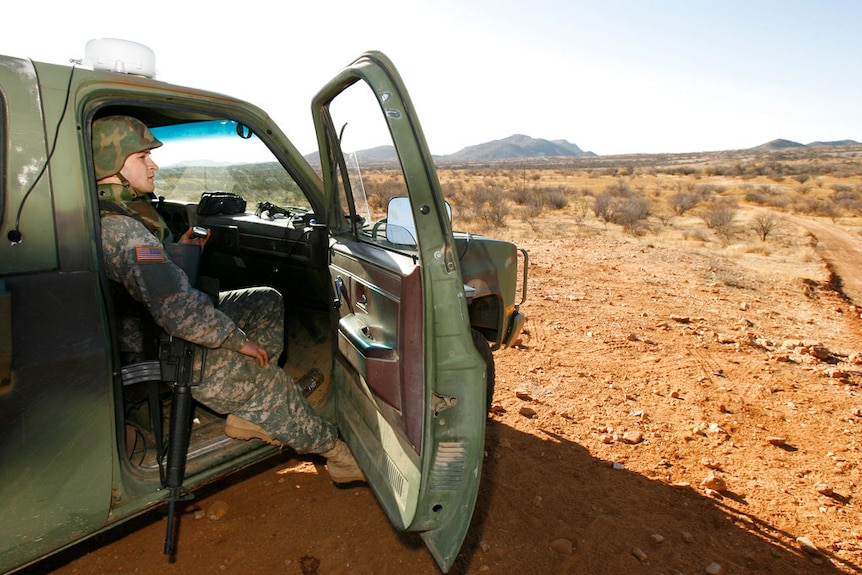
[149,120,311,212]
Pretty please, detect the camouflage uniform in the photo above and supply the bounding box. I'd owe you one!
[96,118,337,455]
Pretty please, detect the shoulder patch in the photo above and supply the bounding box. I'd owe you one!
[135,246,166,263]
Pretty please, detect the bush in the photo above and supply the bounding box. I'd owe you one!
[831,185,862,214]
[572,199,590,223]
[751,213,783,241]
[542,188,569,210]
[593,192,614,222]
[668,190,701,215]
[593,190,651,233]
[612,195,651,233]
[469,183,511,228]
[700,198,737,240]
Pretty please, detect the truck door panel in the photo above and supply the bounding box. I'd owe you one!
[330,241,424,451]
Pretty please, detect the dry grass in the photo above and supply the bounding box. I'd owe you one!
[377,145,862,263]
[353,146,862,287]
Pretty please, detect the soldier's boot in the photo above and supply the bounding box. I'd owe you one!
[224,414,282,446]
[321,439,366,484]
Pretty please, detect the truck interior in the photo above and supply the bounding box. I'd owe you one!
[91,105,336,485]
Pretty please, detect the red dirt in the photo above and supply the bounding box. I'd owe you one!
[36,212,862,575]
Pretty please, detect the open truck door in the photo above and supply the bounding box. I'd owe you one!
[312,52,486,572]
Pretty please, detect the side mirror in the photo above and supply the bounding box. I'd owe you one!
[385,197,417,246]
[385,197,451,246]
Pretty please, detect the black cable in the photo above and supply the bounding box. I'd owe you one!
[7,63,77,244]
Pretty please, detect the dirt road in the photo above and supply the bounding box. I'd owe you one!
[786,214,862,306]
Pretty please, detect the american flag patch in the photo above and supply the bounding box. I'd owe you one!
[135,246,166,263]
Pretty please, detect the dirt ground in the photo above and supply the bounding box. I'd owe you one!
[36,208,862,575]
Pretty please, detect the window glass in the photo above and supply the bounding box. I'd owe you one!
[326,81,415,247]
[150,120,310,211]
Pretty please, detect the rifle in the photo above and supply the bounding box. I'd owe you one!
[159,334,207,558]
[159,242,207,558]
[255,201,292,220]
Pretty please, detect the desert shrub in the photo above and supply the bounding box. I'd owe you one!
[593,192,614,222]
[709,265,750,289]
[710,163,745,177]
[654,208,674,226]
[605,178,633,197]
[541,188,569,210]
[765,163,786,182]
[510,187,530,206]
[744,191,767,205]
[744,185,791,209]
[699,198,738,240]
[571,199,590,223]
[520,196,543,221]
[668,188,701,215]
[751,213,784,241]
[592,188,650,233]
[694,183,725,198]
[683,227,709,243]
[468,183,512,227]
[831,185,862,214]
[363,171,406,214]
[611,195,651,233]
[668,165,697,176]
[791,197,838,219]
[481,199,512,227]
[764,194,792,209]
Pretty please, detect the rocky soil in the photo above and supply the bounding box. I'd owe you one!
[36,210,862,575]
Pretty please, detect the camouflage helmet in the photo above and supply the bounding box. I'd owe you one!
[92,115,162,180]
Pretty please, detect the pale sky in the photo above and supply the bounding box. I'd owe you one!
[2,0,859,156]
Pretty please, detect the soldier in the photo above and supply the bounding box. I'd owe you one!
[93,115,364,483]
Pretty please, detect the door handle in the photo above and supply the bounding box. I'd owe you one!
[333,276,353,313]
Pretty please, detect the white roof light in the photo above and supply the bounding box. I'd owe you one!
[82,38,157,78]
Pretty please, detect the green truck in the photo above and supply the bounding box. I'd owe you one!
[0,40,526,573]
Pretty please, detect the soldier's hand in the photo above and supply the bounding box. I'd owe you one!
[178,226,210,250]
[239,339,269,368]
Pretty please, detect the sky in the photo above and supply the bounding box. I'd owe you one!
[2,0,860,157]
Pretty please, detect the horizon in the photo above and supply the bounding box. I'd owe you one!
[3,1,860,157]
[434,134,862,160]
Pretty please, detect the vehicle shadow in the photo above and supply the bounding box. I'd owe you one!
[447,418,859,575]
[20,417,860,575]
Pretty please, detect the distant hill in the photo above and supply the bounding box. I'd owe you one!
[751,138,859,151]
[304,134,595,165]
[807,139,860,147]
[751,139,806,151]
[443,134,595,162]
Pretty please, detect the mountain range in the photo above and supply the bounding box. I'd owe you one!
[750,138,860,151]
[305,135,860,165]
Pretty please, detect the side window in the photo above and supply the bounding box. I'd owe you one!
[327,81,415,247]
[149,120,311,211]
